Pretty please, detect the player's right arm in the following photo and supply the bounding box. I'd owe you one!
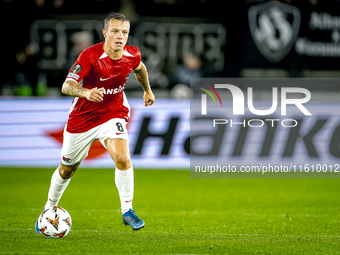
[63,49,104,102]
[61,80,104,102]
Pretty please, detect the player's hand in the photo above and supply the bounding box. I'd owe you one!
[143,90,155,107]
[85,87,104,102]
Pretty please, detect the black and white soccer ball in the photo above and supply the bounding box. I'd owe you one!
[38,206,72,238]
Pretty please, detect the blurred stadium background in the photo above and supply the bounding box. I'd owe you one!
[1,0,340,168]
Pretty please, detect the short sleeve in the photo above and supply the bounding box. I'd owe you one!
[66,50,92,83]
[133,47,142,70]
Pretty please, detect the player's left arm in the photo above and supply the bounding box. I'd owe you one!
[133,62,155,107]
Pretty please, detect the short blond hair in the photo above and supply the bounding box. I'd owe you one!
[104,12,129,30]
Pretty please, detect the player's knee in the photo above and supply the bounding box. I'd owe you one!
[114,153,131,170]
[59,163,79,179]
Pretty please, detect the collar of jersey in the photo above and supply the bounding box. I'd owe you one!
[99,50,134,60]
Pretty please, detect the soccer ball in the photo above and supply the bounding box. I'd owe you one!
[37,206,72,238]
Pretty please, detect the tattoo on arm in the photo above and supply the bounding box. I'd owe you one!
[134,63,150,92]
[61,80,88,98]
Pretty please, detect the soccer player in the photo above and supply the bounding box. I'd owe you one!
[35,12,155,231]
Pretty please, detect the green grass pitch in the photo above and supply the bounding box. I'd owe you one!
[0,167,340,254]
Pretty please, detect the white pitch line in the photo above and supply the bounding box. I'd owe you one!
[1,229,340,239]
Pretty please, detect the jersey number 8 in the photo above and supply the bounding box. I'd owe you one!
[116,122,124,132]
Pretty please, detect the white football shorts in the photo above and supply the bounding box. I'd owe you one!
[61,118,129,165]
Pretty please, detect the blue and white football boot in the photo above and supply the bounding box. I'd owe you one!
[122,209,145,231]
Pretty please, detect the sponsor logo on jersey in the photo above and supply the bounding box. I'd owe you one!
[67,73,80,80]
[97,86,124,95]
[71,64,82,74]
[100,77,111,81]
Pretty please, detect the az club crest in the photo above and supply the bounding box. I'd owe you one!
[248,1,301,63]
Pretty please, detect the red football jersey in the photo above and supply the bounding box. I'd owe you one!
[65,42,141,133]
